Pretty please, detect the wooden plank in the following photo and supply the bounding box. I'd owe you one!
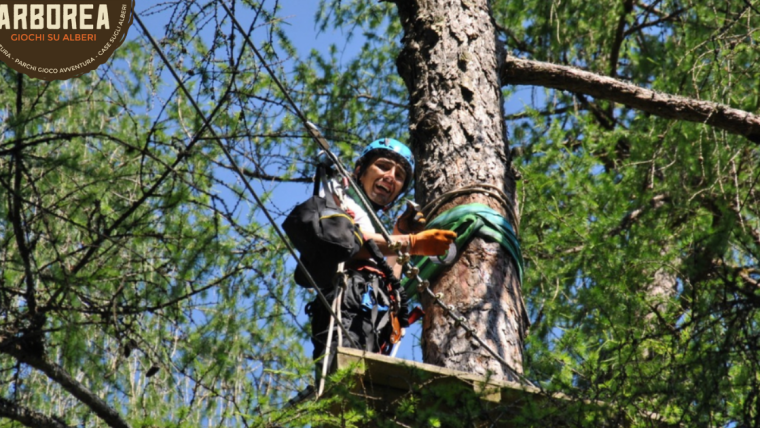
[329,347,675,428]
[335,346,539,401]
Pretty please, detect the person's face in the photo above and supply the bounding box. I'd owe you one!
[357,156,407,206]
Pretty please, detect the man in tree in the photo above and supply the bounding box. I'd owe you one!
[308,138,457,364]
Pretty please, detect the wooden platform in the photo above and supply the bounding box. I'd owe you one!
[335,346,540,403]
[330,347,574,427]
[328,347,674,427]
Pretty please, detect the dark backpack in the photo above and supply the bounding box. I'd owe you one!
[282,166,364,289]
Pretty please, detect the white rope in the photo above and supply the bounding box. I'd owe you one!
[317,283,342,397]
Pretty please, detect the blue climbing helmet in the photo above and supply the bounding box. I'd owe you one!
[355,138,415,193]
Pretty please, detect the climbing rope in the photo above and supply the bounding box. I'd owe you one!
[421,184,520,233]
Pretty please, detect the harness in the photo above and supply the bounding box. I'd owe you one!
[308,242,402,355]
[352,268,393,353]
[306,167,409,395]
[338,178,406,354]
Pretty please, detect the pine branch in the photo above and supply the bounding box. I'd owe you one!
[0,342,131,428]
[63,72,238,280]
[608,193,669,237]
[237,166,313,183]
[625,7,686,37]
[504,106,573,120]
[501,56,760,143]
[0,397,68,428]
[0,132,139,156]
[738,269,759,288]
[609,0,635,78]
[9,74,39,324]
[492,20,533,55]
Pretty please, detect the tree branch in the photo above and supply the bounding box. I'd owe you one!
[9,73,40,330]
[291,90,408,109]
[575,93,616,130]
[0,343,131,428]
[625,8,686,37]
[609,193,669,237]
[501,57,760,143]
[609,0,635,78]
[64,73,238,280]
[237,166,313,183]
[504,106,574,120]
[738,269,759,288]
[493,20,533,55]
[0,397,68,428]
[634,0,666,17]
[728,202,760,248]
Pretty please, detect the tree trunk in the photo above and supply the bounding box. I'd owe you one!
[395,0,528,381]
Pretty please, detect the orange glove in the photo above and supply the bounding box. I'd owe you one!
[408,230,457,256]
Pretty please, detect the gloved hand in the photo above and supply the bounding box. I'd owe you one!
[395,201,427,234]
[408,229,457,256]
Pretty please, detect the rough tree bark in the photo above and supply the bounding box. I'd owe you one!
[394,0,528,381]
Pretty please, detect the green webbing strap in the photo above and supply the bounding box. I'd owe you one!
[402,203,524,297]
